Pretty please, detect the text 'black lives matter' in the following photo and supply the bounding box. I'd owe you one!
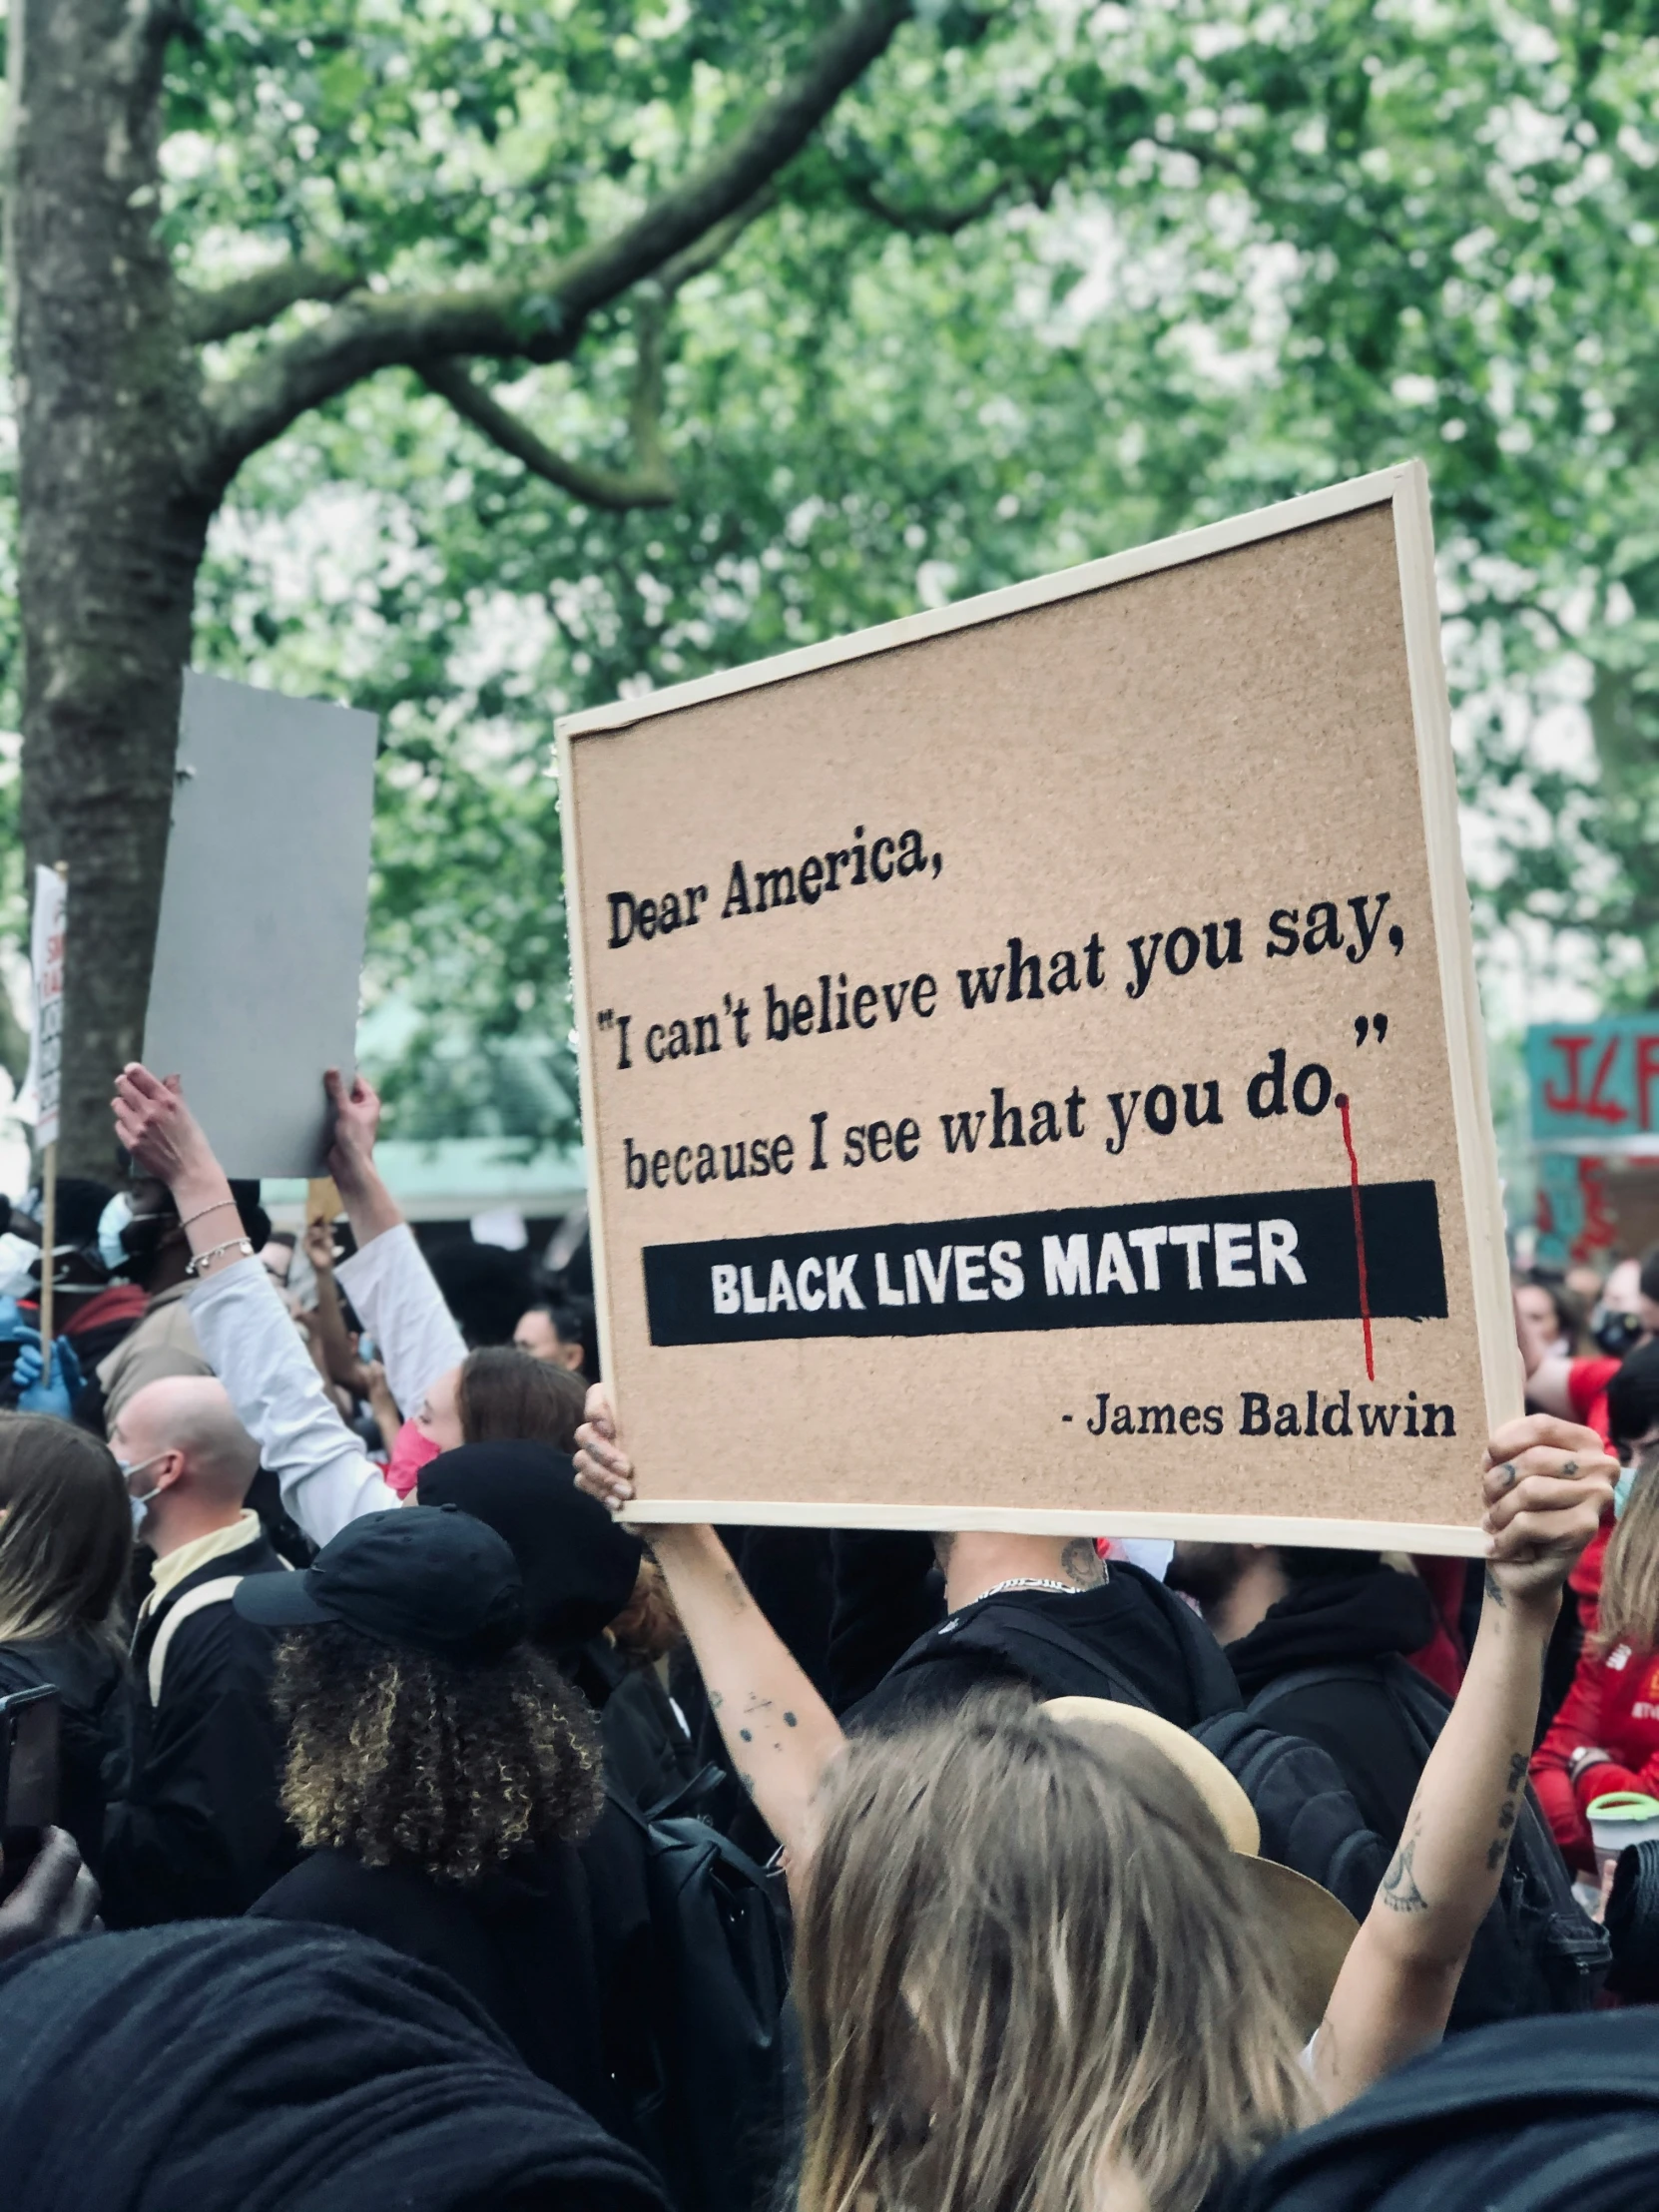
[641,1181,1445,1346]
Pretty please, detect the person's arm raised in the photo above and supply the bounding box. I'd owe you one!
[1313,1414,1612,2108]
[575,1387,843,1864]
[112,1064,248,1280]
[323,1067,403,1247]
[112,1062,393,1544]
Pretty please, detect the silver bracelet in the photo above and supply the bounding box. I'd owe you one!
[179,1198,239,1233]
[185,1237,255,1279]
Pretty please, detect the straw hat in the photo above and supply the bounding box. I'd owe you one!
[1042,1696,1359,2040]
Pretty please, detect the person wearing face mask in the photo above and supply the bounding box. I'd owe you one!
[88,1176,271,1434]
[1531,1345,1659,1873]
[99,1374,296,1927]
[1524,1253,1659,1443]
[0,1179,148,1412]
[0,1413,134,1875]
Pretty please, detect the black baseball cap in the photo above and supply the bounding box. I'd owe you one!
[235,1504,527,1662]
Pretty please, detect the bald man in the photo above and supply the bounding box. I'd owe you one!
[101,1378,297,1926]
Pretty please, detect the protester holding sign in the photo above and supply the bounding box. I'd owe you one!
[576,1398,1609,2104]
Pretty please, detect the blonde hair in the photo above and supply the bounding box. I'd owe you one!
[1596,1439,1659,1655]
[793,1698,1315,2212]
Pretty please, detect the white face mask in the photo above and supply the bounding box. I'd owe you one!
[97,1195,135,1276]
[0,1232,41,1303]
[116,1451,170,1536]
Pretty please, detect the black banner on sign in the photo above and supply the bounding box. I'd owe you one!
[642,1180,1446,1347]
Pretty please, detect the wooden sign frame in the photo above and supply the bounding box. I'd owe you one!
[559,463,1517,1553]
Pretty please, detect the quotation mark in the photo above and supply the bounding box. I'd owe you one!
[596,1009,615,1030]
[1354,1014,1389,1046]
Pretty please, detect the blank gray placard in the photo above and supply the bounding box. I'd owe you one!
[143,671,378,1178]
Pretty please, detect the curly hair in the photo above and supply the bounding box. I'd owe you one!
[273,1619,603,1885]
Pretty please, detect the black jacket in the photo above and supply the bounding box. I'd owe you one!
[251,1841,617,2130]
[101,1527,296,1927]
[0,1919,669,2212]
[842,1553,1241,1733]
[0,1630,132,1877]
[1226,1567,1437,1842]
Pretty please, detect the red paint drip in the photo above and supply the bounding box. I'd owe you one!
[1336,1092,1376,1383]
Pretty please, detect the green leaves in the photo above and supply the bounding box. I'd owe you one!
[147,0,1659,1141]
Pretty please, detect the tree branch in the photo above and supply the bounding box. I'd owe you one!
[847,177,1008,235]
[182,255,365,344]
[198,0,909,492]
[420,288,675,512]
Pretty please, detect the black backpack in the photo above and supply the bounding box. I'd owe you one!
[601,1777,795,2212]
[1225,2007,1659,2212]
[885,1587,1382,1907]
[1248,1659,1609,2020]
[1192,1710,1388,1917]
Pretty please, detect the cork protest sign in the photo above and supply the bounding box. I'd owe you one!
[559,463,1517,1550]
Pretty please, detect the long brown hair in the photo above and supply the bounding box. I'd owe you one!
[0,1414,131,1655]
[794,1699,1313,2212]
[273,1617,603,1885]
[1596,1439,1659,1654]
[457,1348,585,1451]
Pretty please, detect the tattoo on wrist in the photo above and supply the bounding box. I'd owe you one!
[1483,1564,1507,1609]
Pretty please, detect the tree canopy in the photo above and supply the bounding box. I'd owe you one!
[4,0,1658,1149]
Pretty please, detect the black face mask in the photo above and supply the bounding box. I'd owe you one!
[1595,1309,1646,1361]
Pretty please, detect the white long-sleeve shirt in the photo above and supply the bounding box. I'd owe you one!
[335,1222,467,1416]
[189,1225,469,1550]
[189,1258,395,1547]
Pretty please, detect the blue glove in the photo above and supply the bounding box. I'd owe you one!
[13,1337,83,1419]
[0,1297,34,1345]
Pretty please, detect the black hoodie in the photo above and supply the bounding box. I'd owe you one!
[1225,1567,1436,1844]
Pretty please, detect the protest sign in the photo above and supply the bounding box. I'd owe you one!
[559,463,1515,1550]
[143,672,377,1177]
[22,864,66,1151]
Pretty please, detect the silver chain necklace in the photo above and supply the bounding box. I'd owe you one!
[966,1575,1084,1602]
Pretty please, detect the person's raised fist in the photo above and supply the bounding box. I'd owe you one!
[1480,1413,1615,1613]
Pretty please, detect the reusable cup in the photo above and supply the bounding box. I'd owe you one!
[1586,1791,1659,1885]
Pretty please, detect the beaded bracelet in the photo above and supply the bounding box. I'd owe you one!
[185,1237,255,1279]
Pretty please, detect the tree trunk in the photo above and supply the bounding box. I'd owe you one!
[11,0,210,1174]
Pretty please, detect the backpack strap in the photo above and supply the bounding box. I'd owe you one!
[146,1576,247,1705]
[1250,1657,1448,1767]
[928,1600,1158,1709]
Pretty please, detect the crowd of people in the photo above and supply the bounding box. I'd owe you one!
[0,1065,1657,2208]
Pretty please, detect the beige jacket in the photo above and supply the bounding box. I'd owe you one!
[98,1282,213,1423]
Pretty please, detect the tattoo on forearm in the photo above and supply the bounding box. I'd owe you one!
[1485,1754,1529,1873]
[1060,1538,1106,1589]
[1381,1836,1430,1913]
[1483,1564,1507,1609]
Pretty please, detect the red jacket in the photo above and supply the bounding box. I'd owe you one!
[1532,1634,1659,1871]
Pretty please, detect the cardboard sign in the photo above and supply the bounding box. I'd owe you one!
[1526,1019,1659,1154]
[143,672,377,1178]
[22,865,66,1149]
[559,464,1516,1550]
